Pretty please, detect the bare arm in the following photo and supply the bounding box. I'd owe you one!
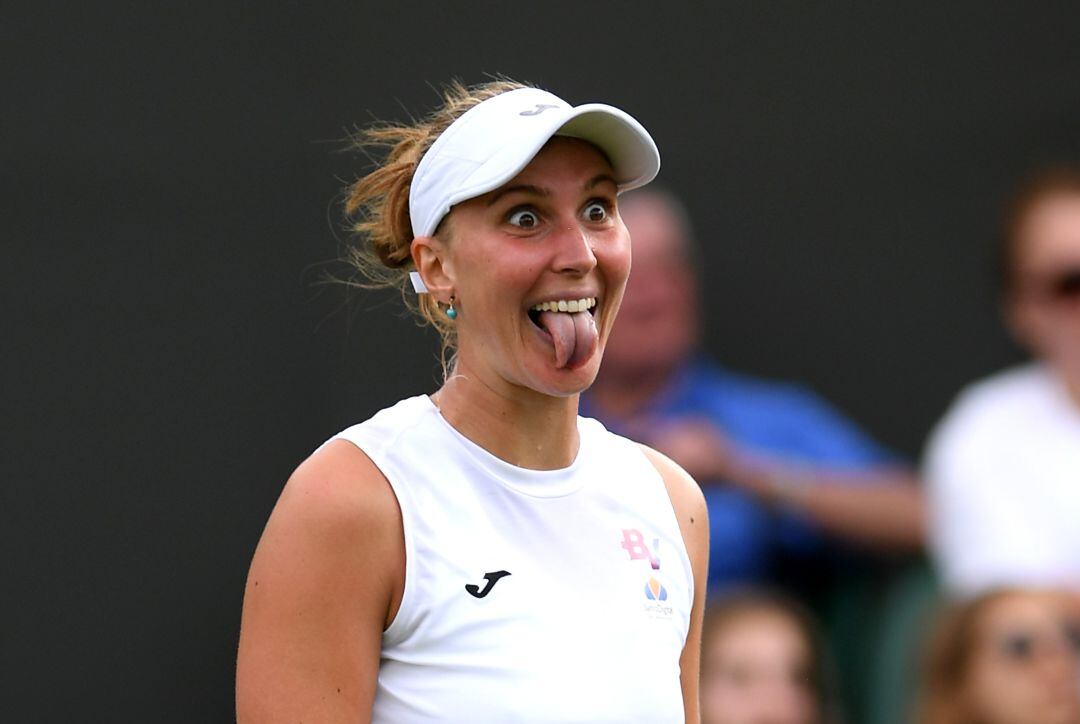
[640,444,709,724]
[742,463,925,551]
[644,419,925,551]
[235,440,405,723]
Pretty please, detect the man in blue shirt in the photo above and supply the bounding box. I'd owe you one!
[584,189,923,591]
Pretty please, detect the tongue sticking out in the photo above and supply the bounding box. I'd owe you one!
[536,310,599,369]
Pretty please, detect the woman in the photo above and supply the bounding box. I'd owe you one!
[700,590,834,724]
[925,166,1080,597]
[235,80,709,723]
[917,588,1080,724]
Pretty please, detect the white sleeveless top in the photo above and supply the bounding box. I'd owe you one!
[323,395,693,723]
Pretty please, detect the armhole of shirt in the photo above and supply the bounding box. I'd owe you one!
[329,427,420,648]
[627,437,696,615]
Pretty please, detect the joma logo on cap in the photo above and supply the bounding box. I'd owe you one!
[520,104,560,116]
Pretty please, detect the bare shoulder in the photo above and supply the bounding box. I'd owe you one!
[638,443,708,538]
[252,439,405,574]
[246,437,405,614]
[274,439,401,534]
[236,439,404,722]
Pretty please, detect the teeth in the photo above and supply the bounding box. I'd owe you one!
[530,297,597,313]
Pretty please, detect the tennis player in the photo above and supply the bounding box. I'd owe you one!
[236,80,708,723]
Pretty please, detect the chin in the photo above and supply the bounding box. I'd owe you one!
[523,355,603,398]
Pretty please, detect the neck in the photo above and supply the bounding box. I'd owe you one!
[587,363,678,419]
[432,359,581,471]
[1064,370,1080,410]
[1045,359,1080,410]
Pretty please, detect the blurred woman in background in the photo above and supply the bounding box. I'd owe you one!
[918,588,1080,724]
[701,589,836,724]
[925,167,1080,597]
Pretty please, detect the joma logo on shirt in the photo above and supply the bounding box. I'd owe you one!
[465,570,511,599]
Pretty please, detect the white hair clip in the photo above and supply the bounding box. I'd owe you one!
[409,271,429,294]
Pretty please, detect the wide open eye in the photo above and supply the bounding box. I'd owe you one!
[583,201,609,223]
[1000,632,1036,661]
[508,208,540,229]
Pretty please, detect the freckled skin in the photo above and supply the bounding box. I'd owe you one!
[413,137,633,470]
[442,138,632,401]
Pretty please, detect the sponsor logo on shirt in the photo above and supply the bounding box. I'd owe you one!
[644,577,668,601]
[465,570,511,599]
[620,528,660,569]
[642,575,674,618]
[622,528,675,619]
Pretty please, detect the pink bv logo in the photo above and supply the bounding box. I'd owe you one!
[620,528,660,570]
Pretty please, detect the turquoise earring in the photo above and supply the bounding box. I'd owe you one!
[446,296,458,320]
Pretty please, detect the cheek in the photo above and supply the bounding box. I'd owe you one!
[967,658,1027,715]
[701,670,752,714]
[1026,305,1080,358]
[601,234,632,282]
[595,235,632,309]
[459,245,540,308]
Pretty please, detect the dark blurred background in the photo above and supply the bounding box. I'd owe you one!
[6,2,1080,720]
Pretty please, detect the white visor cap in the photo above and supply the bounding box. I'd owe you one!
[408,87,660,240]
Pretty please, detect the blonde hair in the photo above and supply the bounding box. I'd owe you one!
[341,78,532,372]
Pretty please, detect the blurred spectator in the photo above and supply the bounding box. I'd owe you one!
[584,188,924,591]
[925,167,1080,597]
[917,588,1080,724]
[701,589,837,724]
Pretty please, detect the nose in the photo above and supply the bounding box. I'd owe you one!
[1042,641,1080,674]
[551,221,597,276]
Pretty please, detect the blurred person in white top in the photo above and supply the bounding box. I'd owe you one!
[925,166,1080,598]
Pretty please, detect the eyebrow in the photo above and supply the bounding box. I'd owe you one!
[486,174,618,207]
[585,173,618,191]
[487,184,549,207]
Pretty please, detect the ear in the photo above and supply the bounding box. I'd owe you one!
[411,236,455,303]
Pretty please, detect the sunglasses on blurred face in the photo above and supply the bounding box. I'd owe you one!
[1024,268,1080,303]
[997,620,1080,662]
